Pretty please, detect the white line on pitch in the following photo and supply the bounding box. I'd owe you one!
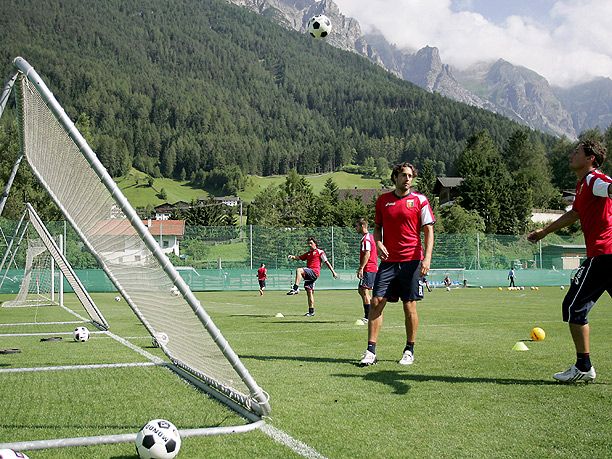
[0,362,157,374]
[0,331,106,337]
[0,320,85,327]
[261,424,328,459]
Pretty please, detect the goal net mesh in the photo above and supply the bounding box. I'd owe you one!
[3,237,58,307]
[16,70,268,414]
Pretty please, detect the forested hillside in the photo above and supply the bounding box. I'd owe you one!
[0,0,553,182]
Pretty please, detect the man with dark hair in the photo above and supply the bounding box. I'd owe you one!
[287,236,338,316]
[360,162,435,366]
[528,140,611,382]
[355,217,378,324]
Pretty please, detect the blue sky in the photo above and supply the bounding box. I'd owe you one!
[333,0,612,86]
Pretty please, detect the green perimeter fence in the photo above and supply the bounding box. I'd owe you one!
[0,220,585,292]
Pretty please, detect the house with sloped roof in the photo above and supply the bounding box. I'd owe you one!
[432,177,464,205]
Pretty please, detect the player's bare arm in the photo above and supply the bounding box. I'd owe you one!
[527,210,580,242]
[357,249,370,279]
[373,223,387,260]
[421,224,434,276]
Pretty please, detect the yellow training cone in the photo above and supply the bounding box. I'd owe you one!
[512,341,529,351]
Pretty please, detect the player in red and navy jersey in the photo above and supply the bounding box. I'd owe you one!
[360,162,435,366]
[287,236,338,316]
[256,263,267,296]
[355,217,378,324]
[528,140,612,383]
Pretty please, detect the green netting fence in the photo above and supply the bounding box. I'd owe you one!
[0,219,585,292]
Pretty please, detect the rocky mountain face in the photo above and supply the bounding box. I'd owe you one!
[553,77,612,135]
[225,0,609,139]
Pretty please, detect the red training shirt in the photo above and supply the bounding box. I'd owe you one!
[257,267,267,280]
[360,232,378,273]
[298,248,328,277]
[572,170,612,257]
[375,190,435,262]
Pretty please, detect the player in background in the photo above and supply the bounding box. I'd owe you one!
[257,263,267,296]
[528,139,612,383]
[507,268,516,288]
[287,236,339,316]
[355,217,378,324]
[360,162,435,366]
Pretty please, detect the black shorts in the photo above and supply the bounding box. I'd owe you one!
[302,267,319,291]
[562,254,612,325]
[358,271,376,290]
[258,280,266,288]
[373,261,423,302]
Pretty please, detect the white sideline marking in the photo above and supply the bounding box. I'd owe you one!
[0,362,156,374]
[261,424,328,459]
[0,331,106,338]
[0,320,84,327]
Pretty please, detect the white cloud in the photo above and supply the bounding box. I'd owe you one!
[333,0,612,86]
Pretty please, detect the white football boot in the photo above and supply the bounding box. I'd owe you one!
[553,365,596,383]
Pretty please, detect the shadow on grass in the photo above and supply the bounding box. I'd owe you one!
[241,354,564,394]
[268,319,348,324]
[334,370,561,394]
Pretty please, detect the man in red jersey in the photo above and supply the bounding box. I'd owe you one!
[256,263,267,296]
[355,217,378,324]
[360,162,435,366]
[287,236,338,316]
[528,140,612,383]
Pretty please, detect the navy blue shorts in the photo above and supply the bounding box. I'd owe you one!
[562,254,612,325]
[358,271,376,290]
[302,267,319,291]
[258,280,266,289]
[373,261,424,302]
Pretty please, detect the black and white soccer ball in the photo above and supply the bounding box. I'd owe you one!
[114,295,121,302]
[307,14,332,38]
[73,326,90,342]
[135,419,181,459]
[0,449,30,459]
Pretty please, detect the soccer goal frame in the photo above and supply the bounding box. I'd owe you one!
[427,268,466,288]
[1,203,109,328]
[0,56,270,452]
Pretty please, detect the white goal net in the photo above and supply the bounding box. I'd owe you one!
[3,237,58,307]
[427,268,466,288]
[14,57,269,416]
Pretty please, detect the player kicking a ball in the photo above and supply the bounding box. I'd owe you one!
[528,140,612,383]
[287,236,338,316]
[360,162,435,366]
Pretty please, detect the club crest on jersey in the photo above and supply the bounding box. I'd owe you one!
[406,200,415,208]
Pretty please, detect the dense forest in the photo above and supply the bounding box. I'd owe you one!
[1,0,611,234]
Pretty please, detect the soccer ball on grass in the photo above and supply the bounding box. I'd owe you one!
[135,419,181,459]
[73,326,90,342]
[114,295,121,302]
[0,449,29,459]
[530,327,546,341]
[307,15,332,38]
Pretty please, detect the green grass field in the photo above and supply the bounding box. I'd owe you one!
[1,288,611,458]
[116,169,383,207]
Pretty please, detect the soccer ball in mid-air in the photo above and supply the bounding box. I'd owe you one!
[530,327,546,341]
[307,14,332,38]
[135,419,181,459]
[0,449,30,459]
[73,326,90,342]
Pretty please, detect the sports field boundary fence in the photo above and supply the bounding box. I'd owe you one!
[1,221,583,292]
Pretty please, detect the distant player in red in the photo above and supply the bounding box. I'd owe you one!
[528,139,612,383]
[287,236,338,316]
[355,217,378,324]
[360,162,435,366]
[256,263,267,296]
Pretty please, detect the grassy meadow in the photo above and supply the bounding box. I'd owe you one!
[115,169,383,208]
[1,287,611,458]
